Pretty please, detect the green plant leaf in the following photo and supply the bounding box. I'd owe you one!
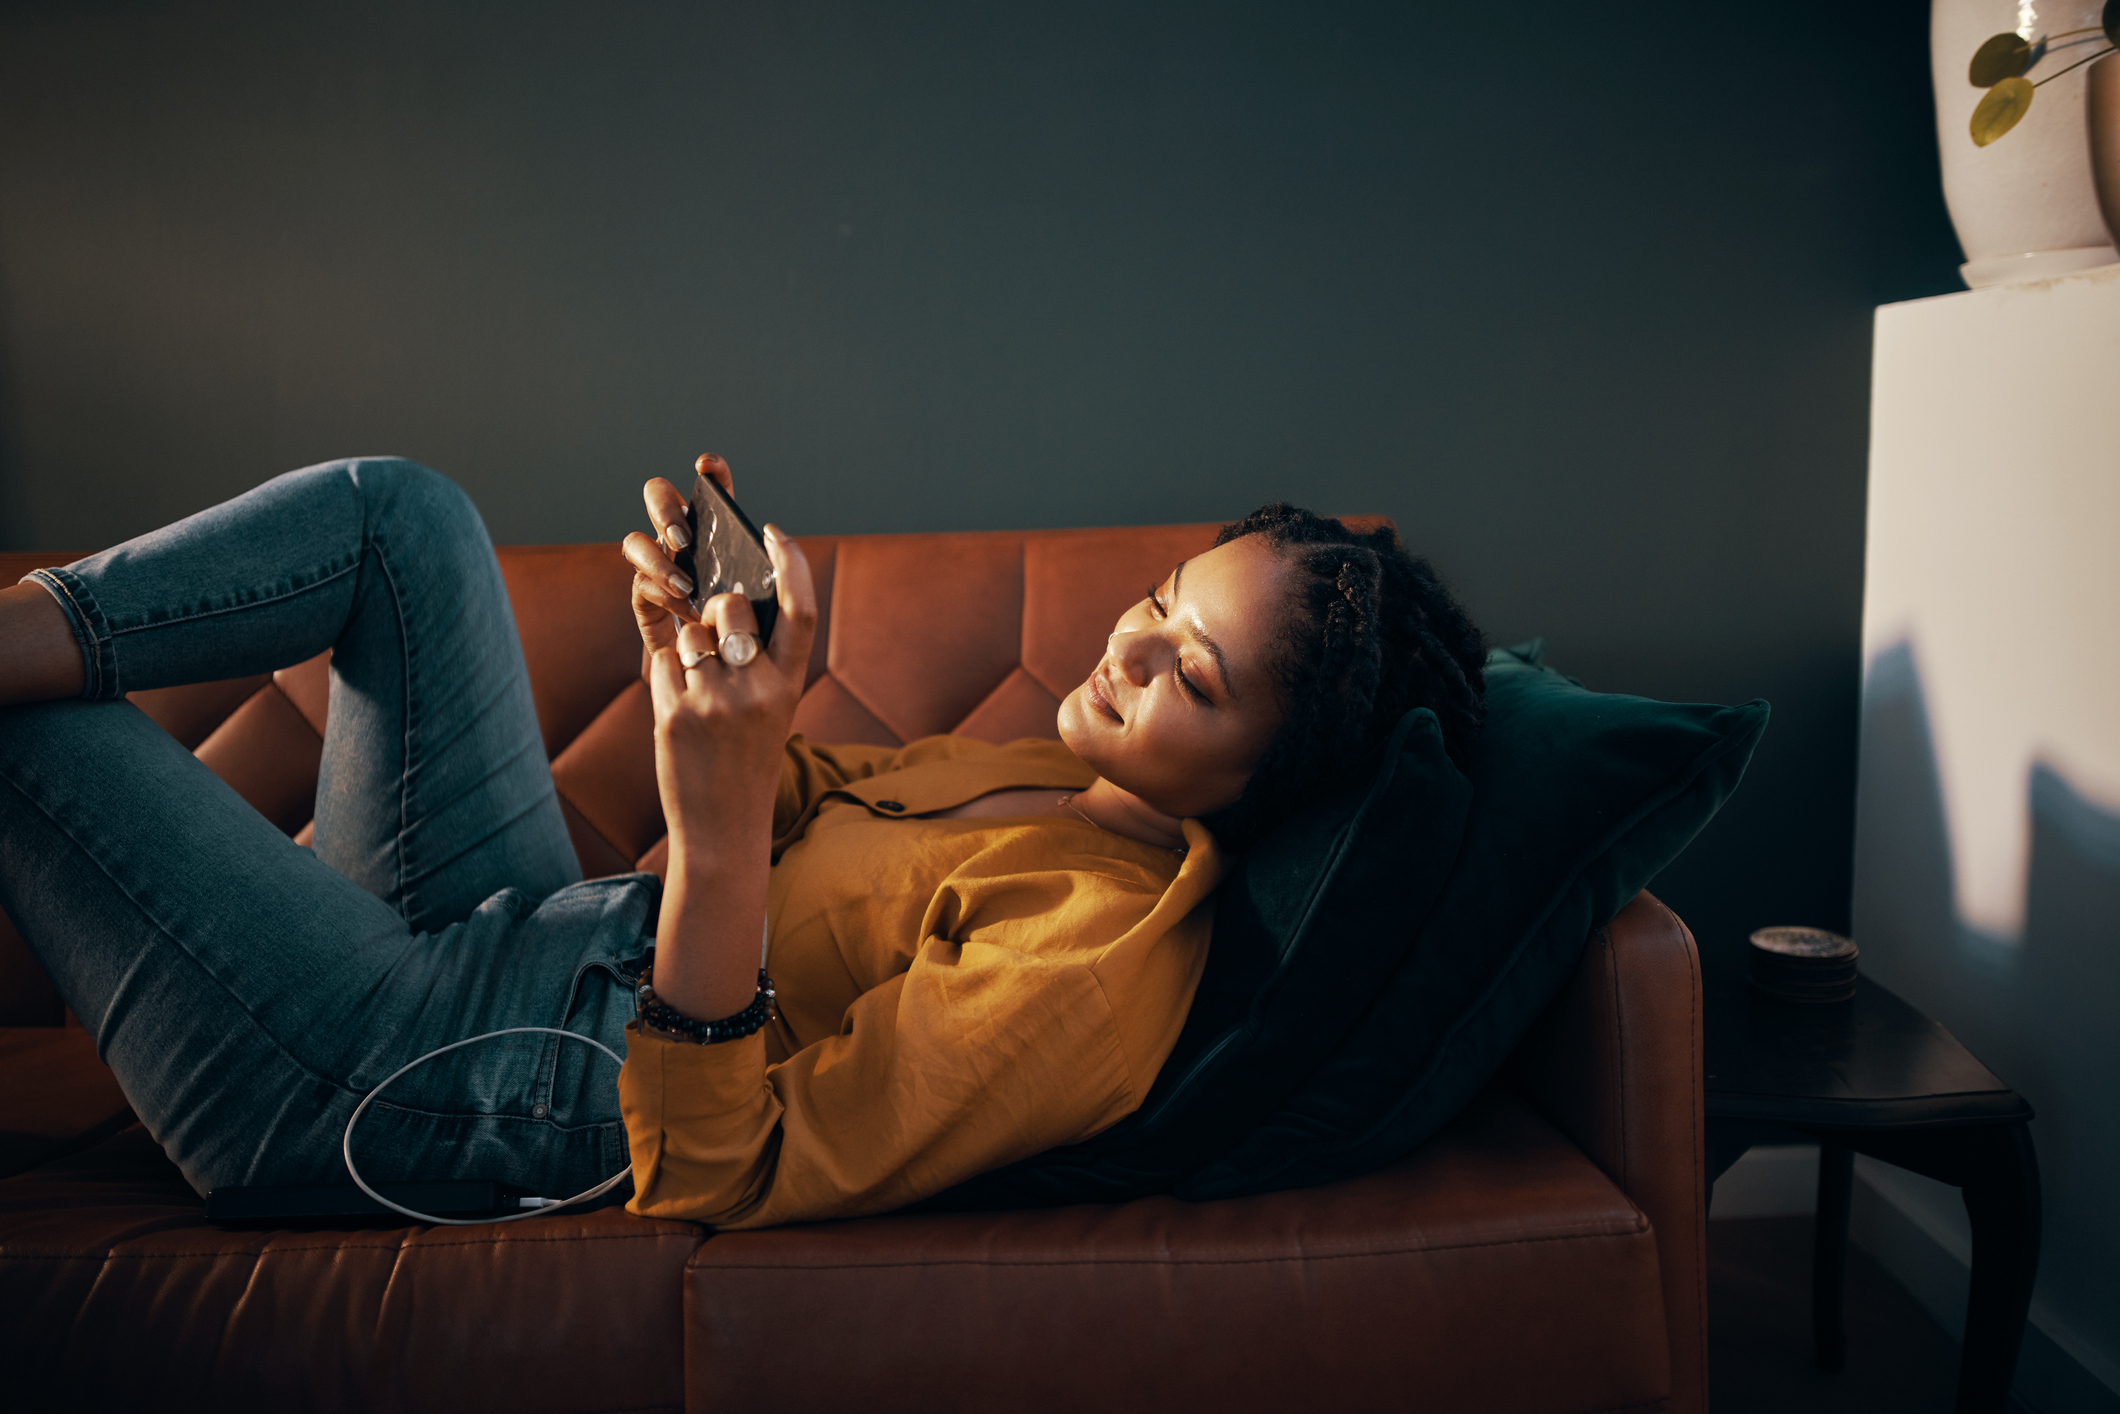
[2105,0,2118,46]
[1971,76,2034,145]
[1969,31,2034,86]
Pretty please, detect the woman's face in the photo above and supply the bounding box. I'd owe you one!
[1057,534,1292,819]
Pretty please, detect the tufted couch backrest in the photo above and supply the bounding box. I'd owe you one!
[512,524,1223,876]
[0,526,1224,1018]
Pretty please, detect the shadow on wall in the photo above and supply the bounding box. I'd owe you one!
[1853,640,2120,1375]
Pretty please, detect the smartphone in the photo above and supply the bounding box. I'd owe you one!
[672,471,778,650]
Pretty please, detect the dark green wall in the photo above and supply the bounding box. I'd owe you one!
[0,0,1961,960]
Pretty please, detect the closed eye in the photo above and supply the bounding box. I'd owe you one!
[1148,583,1210,704]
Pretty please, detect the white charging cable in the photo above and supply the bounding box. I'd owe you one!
[341,1027,631,1226]
[344,921,771,1226]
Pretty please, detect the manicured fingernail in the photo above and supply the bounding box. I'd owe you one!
[763,523,784,543]
[669,572,694,595]
[665,522,691,550]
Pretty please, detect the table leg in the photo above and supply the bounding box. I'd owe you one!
[1812,1140,1853,1373]
[1954,1122,2041,1414]
[1847,1122,2041,1414]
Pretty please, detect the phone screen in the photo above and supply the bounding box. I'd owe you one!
[673,472,779,650]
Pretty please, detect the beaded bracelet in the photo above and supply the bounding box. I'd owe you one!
[635,963,777,1044]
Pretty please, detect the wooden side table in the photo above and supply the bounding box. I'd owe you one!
[1704,970,2038,1414]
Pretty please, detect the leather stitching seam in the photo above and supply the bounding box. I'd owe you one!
[1680,904,1707,1410]
[817,671,904,747]
[554,786,635,870]
[1605,925,1627,1193]
[0,1231,702,1261]
[692,1223,1655,1272]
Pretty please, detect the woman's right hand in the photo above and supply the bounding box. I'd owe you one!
[624,454,735,659]
[625,454,819,1021]
[644,527,818,845]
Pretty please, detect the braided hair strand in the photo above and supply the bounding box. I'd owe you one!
[1200,503,1487,850]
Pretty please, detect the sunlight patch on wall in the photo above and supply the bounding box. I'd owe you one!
[1859,265,2120,943]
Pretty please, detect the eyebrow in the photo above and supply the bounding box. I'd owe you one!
[1171,561,1236,700]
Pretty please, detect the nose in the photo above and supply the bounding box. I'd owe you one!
[1108,628,1154,686]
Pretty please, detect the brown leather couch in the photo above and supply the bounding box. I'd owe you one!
[0,524,1706,1414]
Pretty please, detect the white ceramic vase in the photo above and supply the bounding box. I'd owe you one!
[2092,54,2120,245]
[1932,0,2118,287]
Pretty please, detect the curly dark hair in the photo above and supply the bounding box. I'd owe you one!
[1200,503,1488,850]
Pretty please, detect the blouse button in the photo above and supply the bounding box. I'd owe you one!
[875,799,906,812]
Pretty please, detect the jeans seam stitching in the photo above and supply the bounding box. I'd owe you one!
[393,785,562,895]
[358,537,417,912]
[97,554,363,637]
[0,773,355,1097]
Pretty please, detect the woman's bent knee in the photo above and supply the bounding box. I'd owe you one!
[340,458,485,542]
[322,459,502,594]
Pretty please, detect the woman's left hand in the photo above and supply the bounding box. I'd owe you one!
[624,454,732,661]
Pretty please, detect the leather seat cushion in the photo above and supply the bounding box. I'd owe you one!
[684,1089,1671,1414]
[0,1125,704,1414]
[0,1027,133,1179]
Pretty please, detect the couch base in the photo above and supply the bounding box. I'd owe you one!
[0,1088,1669,1414]
[0,1126,698,1414]
[684,1088,1668,1414]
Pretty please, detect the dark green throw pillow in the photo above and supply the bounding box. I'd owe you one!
[1179,643,1768,1198]
[926,643,1768,1210]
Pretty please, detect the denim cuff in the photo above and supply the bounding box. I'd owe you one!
[22,567,118,700]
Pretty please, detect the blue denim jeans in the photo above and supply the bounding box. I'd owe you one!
[0,458,658,1200]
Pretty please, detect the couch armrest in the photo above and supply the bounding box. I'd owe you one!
[1514,889,1706,1414]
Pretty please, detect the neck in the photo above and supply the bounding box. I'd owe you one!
[1070,779,1189,851]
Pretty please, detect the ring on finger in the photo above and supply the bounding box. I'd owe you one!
[720,631,759,668]
[679,644,716,669]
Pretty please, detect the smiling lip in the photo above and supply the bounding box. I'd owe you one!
[1084,666,1123,724]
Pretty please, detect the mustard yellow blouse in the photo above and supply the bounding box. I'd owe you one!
[619,734,1223,1229]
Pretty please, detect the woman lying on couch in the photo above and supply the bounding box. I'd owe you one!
[0,455,1486,1228]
